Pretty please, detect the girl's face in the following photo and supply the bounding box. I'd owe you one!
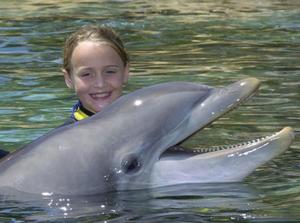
[63,41,129,113]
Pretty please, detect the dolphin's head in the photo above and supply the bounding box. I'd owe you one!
[103,78,261,191]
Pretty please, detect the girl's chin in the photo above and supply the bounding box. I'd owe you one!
[91,102,111,113]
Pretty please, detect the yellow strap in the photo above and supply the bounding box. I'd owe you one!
[74,108,89,121]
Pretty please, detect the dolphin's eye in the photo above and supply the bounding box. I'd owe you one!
[122,154,141,174]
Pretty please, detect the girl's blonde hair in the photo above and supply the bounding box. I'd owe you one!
[63,25,129,72]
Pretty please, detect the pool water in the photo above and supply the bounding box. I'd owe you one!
[0,0,299,222]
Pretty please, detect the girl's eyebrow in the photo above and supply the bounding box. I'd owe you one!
[104,65,121,68]
[76,67,92,72]
[76,65,122,72]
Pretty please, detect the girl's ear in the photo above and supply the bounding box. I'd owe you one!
[123,63,130,83]
[62,69,73,89]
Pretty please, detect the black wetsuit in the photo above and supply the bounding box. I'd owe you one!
[0,149,9,158]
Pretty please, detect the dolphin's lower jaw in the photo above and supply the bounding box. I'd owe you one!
[150,127,294,188]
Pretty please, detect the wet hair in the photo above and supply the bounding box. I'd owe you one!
[63,25,129,72]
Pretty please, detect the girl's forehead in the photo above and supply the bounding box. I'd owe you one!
[75,41,125,62]
[71,41,124,67]
[73,41,118,57]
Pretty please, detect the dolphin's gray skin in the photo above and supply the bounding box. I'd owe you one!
[0,78,294,195]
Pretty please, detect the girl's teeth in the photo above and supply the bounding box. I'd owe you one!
[91,93,110,99]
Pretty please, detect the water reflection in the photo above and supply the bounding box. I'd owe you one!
[1,182,298,222]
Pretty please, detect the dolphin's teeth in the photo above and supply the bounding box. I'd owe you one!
[190,130,282,155]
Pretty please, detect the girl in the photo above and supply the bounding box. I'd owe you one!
[62,25,130,125]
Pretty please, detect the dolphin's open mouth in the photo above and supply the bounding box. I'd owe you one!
[157,76,293,161]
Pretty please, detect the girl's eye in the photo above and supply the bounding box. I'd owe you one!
[105,70,117,75]
[81,73,90,77]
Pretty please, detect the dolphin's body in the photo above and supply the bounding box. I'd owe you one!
[0,78,294,195]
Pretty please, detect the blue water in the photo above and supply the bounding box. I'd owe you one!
[0,0,299,222]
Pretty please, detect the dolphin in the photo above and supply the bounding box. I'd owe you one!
[0,78,294,195]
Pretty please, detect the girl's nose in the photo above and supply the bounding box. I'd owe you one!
[94,74,105,88]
